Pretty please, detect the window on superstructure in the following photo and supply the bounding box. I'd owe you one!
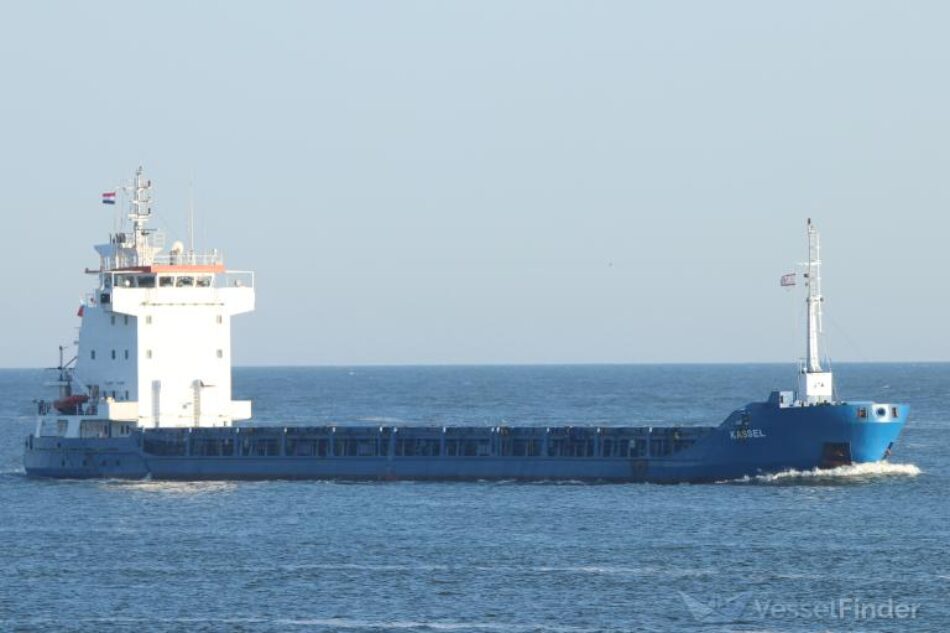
[159,276,174,288]
[146,350,153,360]
[124,350,129,360]
[216,315,223,325]
[216,349,224,359]
[111,350,116,360]
[90,350,96,360]
[176,276,194,287]
[196,276,212,288]
[137,275,155,288]
[110,315,116,326]
[124,315,129,325]
[146,316,152,324]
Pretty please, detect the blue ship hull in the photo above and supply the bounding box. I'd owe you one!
[23,394,907,483]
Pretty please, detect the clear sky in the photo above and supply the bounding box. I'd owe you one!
[1,1,948,367]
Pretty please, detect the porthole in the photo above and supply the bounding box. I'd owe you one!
[876,407,887,417]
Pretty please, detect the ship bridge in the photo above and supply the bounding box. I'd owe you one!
[61,167,256,431]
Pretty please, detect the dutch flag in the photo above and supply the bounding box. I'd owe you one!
[102,191,116,205]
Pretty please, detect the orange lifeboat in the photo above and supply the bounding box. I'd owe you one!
[53,394,89,415]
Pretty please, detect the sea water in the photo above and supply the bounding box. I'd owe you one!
[0,364,945,632]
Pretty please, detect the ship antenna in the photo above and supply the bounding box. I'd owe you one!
[805,218,822,372]
[187,178,196,264]
[798,219,833,404]
[128,166,154,266]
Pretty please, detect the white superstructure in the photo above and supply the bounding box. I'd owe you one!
[37,167,254,438]
[798,219,833,404]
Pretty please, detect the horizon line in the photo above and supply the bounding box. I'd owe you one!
[2,359,948,371]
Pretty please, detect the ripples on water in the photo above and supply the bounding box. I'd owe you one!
[1,364,948,632]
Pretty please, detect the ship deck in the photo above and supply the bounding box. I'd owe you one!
[141,424,714,460]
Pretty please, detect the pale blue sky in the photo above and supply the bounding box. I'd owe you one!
[1,1,948,367]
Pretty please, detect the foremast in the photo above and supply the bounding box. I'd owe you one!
[798,219,833,404]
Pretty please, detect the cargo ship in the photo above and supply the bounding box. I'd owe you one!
[23,168,907,482]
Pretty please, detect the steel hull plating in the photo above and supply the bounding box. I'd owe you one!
[24,401,907,483]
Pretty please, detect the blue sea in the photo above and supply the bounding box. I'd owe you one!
[1,364,946,632]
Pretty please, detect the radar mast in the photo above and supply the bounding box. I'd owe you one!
[798,219,833,404]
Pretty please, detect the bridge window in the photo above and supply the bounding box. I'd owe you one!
[137,275,156,288]
[159,276,174,287]
[176,276,194,287]
[196,276,212,287]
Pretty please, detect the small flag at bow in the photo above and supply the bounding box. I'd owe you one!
[102,191,116,205]
[780,273,796,287]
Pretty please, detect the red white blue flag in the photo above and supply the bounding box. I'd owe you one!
[102,191,116,205]
[780,273,796,287]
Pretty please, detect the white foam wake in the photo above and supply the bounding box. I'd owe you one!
[729,461,921,484]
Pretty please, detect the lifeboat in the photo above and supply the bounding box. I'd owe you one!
[53,394,89,415]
